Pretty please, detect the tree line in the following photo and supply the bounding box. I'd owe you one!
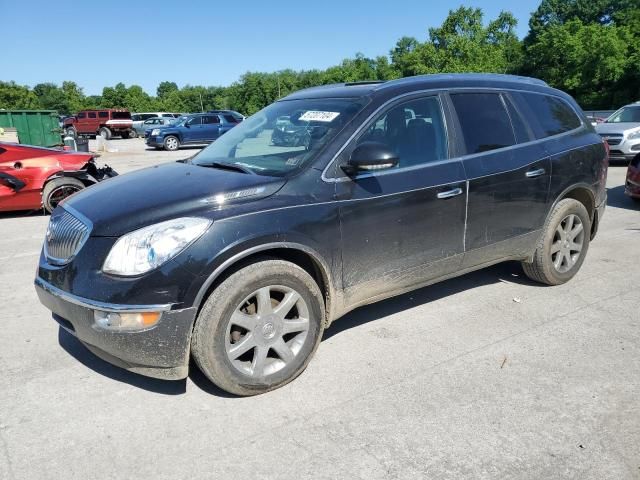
[1,0,638,116]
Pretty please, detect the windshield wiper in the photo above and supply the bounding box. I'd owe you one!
[199,161,255,175]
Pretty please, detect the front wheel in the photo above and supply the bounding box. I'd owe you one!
[163,135,180,151]
[42,177,85,213]
[191,260,325,396]
[522,198,590,285]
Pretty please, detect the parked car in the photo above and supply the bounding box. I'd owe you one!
[595,102,640,163]
[131,112,182,138]
[145,113,238,151]
[625,153,640,202]
[64,109,134,140]
[0,142,116,213]
[35,74,608,395]
[132,116,174,137]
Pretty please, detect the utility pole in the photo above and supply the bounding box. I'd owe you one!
[199,92,204,112]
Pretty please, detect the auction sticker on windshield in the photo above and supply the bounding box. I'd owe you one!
[299,111,340,122]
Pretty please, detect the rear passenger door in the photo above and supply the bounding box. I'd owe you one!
[448,91,551,268]
[202,115,221,141]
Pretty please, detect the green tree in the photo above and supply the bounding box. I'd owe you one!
[157,81,179,99]
[0,81,40,109]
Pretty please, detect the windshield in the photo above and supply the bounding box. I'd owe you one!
[606,106,640,123]
[172,116,188,126]
[191,98,367,176]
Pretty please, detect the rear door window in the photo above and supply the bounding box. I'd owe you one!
[202,115,220,124]
[511,92,581,139]
[88,112,96,119]
[450,93,515,154]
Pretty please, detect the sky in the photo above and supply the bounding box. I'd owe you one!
[2,0,541,96]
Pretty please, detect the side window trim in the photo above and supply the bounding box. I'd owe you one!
[327,93,451,181]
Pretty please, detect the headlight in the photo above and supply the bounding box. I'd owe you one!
[151,128,161,136]
[103,217,211,276]
[628,130,640,140]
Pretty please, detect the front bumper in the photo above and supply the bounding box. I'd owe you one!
[35,277,197,380]
[145,136,164,147]
[606,138,640,162]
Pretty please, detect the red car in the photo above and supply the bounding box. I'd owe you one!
[0,143,116,213]
[626,153,640,202]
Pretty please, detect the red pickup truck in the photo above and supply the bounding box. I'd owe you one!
[64,109,134,139]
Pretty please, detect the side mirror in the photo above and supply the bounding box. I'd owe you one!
[342,141,399,176]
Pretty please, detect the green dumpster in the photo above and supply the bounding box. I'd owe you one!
[0,110,62,147]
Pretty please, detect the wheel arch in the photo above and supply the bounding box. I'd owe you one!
[552,184,597,237]
[193,242,335,326]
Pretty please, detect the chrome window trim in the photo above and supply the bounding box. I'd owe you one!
[321,86,587,183]
[35,277,174,313]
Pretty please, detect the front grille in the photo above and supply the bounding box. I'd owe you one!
[599,133,623,146]
[45,209,90,265]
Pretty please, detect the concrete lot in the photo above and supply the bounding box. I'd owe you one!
[0,141,638,479]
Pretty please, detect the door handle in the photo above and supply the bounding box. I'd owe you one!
[526,168,546,178]
[437,187,463,199]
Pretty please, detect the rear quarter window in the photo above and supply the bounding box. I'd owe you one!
[99,111,109,118]
[111,111,132,120]
[512,92,582,139]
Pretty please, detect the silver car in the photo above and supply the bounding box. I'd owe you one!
[133,116,175,137]
[595,102,640,163]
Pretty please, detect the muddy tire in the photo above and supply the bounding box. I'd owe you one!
[42,177,85,213]
[191,259,325,396]
[522,198,591,285]
[99,127,112,140]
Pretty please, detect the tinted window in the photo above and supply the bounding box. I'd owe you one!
[77,112,86,119]
[356,96,448,168]
[224,114,240,123]
[161,114,173,118]
[512,92,581,138]
[187,116,202,126]
[202,115,220,124]
[451,93,515,154]
[88,112,96,118]
[112,111,132,120]
[99,111,108,118]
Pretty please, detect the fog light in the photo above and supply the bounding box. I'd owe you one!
[94,311,160,330]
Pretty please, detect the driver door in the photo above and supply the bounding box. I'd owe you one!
[334,94,467,307]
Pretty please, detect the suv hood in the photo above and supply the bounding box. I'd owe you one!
[596,122,640,135]
[63,161,285,236]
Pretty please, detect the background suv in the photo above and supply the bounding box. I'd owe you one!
[64,109,134,140]
[145,113,238,150]
[595,102,640,163]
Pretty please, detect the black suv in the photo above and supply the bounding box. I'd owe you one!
[35,74,608,395]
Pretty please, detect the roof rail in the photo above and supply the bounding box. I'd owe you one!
[344,80,386,86]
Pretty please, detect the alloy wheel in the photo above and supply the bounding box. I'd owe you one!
[550,214,585,273]
[225,285,310,379]
[48,185,82,209]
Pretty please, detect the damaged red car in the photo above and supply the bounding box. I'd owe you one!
[0,143,116,213]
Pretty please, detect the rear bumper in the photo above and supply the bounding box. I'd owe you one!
[35,276,197,380]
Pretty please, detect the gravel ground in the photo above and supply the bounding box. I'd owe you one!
[0,143,638,480]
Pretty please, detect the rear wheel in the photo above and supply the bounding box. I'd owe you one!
[191,260,325,396]
[163,135,180,151]
[522,198,590,285]
[99,127,112,140]
[42,177,85,213]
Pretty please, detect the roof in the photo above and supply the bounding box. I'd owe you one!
[282,73,552,101]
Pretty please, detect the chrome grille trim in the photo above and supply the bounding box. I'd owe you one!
[44,208,91,265]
